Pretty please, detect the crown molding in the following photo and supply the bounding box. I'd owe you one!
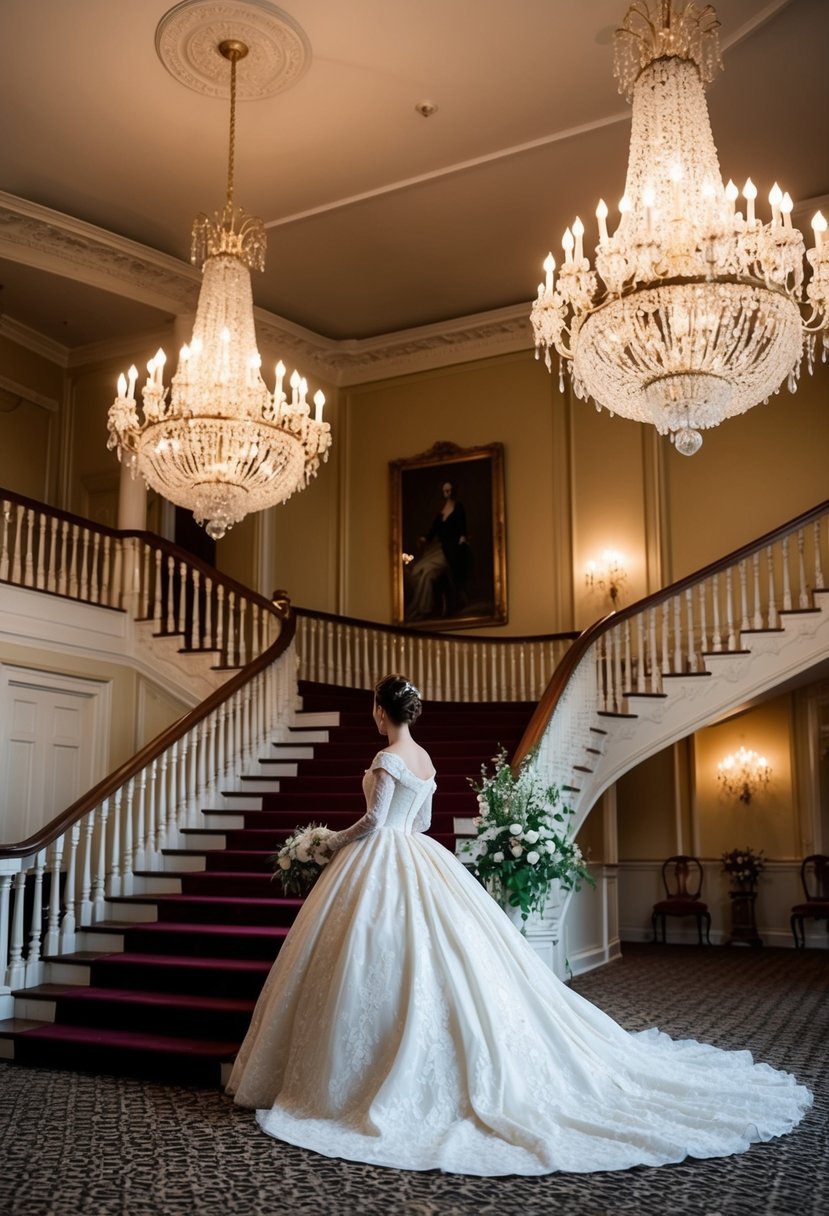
[0,191,534,387]
[0,372,59,413]
[0,316,70,368]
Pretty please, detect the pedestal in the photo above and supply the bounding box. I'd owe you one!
[726,889,763,947]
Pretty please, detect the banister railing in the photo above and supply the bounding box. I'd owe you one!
[516,498,829,823]
[0,487,299,999]
[295,607,579,702]
[0,488,279,667]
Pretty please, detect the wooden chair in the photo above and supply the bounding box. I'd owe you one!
[790,855,829,948]
[652,855,711,945]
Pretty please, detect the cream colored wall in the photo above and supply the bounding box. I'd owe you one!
[0,336,64,503]
[339,354,561,635]
[693,695,799,859]
[663,366,829,582]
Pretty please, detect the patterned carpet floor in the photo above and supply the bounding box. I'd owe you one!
[1,943,826,1216]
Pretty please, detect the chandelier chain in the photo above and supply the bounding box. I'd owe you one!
[227,50,237,207]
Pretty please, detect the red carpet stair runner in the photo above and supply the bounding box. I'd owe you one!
[5,682,533,1086]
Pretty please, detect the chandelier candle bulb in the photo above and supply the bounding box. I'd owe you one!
[313,391,325,424]
[813,212,827,248]
[596,200,609,243]
[544,253,555,296]
[743,178,756,225]
[572,217,585,263]
[562,227,574,264]
[781,193,793,229]
[769,183,782,228]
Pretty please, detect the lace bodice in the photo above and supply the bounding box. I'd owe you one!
[325,751,435,852]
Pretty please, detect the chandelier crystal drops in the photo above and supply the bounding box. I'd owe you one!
[530,0,829,455]
[717,747,772,804]
[107,40,331,539]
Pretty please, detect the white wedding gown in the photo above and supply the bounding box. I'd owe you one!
[227,752,812,1176]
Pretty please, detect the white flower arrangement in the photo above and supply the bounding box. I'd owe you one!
[271,823,334,896]
[462,747,594,922]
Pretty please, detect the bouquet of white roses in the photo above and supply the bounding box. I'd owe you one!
[462,747,594,922]
[722,846,765,889]
[271,823,334,896]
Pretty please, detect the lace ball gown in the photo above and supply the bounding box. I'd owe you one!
[227,751,812,1176]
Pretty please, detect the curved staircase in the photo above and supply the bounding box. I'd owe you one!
[3,682,533,1084]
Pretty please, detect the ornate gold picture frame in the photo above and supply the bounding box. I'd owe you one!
[390,441,507,630]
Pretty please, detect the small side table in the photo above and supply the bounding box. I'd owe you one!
[726,889,763,947]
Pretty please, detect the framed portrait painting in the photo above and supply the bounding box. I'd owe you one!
[390,441,507,630]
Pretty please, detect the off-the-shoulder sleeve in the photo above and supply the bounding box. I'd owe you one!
[325,766,395,853]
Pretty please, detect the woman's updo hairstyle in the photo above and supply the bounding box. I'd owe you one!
[374,674,422,725]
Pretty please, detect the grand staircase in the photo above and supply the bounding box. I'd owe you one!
[2,682,533,1085]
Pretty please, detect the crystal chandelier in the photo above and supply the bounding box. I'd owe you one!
[530,0,829,455]
[107,39,331,539]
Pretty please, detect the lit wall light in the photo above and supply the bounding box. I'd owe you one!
[585,549,628,606]
[717,747,772,804]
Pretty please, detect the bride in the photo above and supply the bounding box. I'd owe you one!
[227,675,812,1176]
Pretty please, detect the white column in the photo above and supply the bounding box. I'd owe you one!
[117,465,147,530]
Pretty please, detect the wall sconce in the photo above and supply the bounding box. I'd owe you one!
[717,747,772,804]
[585,549,628,606]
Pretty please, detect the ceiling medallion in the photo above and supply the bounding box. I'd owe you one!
[530,0,829,455]
[155,0,311,99]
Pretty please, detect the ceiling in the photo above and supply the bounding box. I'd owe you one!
[1,0,827,351]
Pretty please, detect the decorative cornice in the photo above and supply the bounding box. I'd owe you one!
[0,317,69,368]
[0,192,200,314]
[0,191,535,388]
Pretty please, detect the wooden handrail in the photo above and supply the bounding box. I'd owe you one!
[512,496,829,769]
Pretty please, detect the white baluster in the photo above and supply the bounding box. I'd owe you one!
[47,515,60,594]
[166,555,176,632]
[141,545,151,618]
[79,527,90,600]
[698,583,708,657]
[58,519,70,595]
[191,569,201,649]
[623,619,632,692]
[146,760,159,865]
[11,504,24,584]
[711,574,722,652]
[781,536,792,611]
[60,824,81,953]
[635,616,645,693]
[0,872,14,992]
[673,597,682,672]
[661,601,670,672]
[112,536,123,608]
[0,501,10,581]
[79,811,95,926]
[685,588,697,672]
[36,511,47,590]
[7,871,27,989]
[725,567,736,651]
[107,788,123,899]
[93,798,109,921]
[25,850,46,985]
[227,591,237,667]
[44,834,65,955]
[814,518,825,590]
[90,532,101,603]
[752,552,763,629]
[152,549,163,625]
[796,529,810,608]
[68,523,79,597]
[239,597,248,666]
[648,607,660,693]
[121,778,135,895]
[102,535,113,606]
[177,560,187,634]
[738,559,749,633]
[767,545,780,628]
[23,508,35,587]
